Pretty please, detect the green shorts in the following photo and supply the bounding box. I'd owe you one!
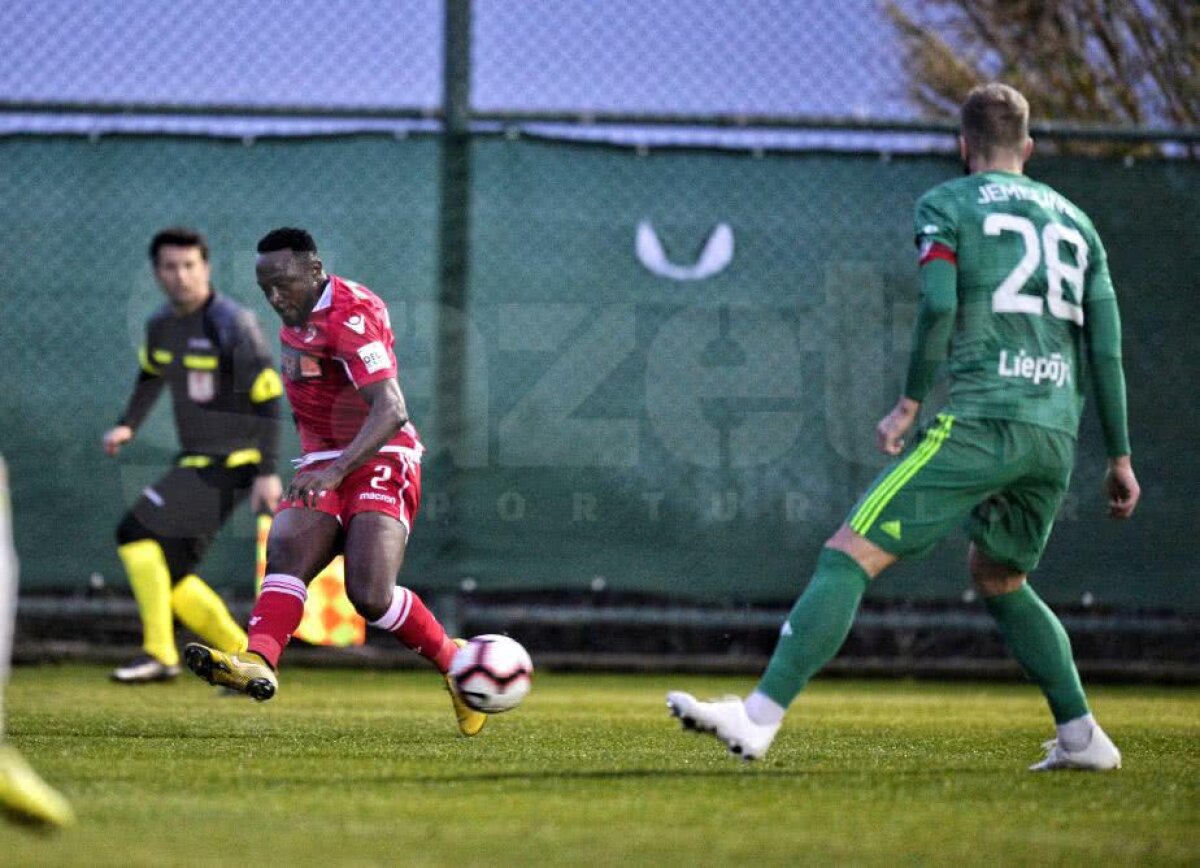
[845,414,1075,573]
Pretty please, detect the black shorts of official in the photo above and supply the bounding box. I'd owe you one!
[116,464,256,581]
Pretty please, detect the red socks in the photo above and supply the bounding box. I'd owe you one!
[246,573,307,669]
[248,577,456,674]
[369,586,458,672]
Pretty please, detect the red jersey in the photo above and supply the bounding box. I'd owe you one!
[278,274,422,459]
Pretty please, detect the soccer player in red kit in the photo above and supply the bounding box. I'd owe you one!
[183,227,485,736]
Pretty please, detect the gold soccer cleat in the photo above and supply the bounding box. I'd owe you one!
[445,638,488,737]
[0,745,75,829]
[184,643,277,702]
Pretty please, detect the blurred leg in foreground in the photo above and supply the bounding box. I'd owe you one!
[0,456,75,828]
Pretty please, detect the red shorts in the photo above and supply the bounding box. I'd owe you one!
[278,452,421,534]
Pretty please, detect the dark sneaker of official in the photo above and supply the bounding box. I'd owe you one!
[183,642,277,702]
[110,653,181,684]
[667,691,781,761]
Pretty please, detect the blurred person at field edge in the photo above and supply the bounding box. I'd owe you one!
[668,83,1139,772]
[102,227,283,683]
[181,227,486,738]
[0,456,74,827]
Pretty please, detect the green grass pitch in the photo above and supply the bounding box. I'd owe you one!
[2,665,1196,866]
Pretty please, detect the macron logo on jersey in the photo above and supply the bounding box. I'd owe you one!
[358,341,389,374]
[345,314,366,335]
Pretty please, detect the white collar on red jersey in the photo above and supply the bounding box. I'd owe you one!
[312,279,333,312]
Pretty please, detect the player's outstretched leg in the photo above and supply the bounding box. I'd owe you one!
[0,745,75,828]
[365,585,486,737]
[667,546,870,761]
[183,643,277,702]
[345,513,487,737]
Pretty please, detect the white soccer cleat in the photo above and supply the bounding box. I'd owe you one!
[110,653,181,684]
[666,691,780,761]
[1029,725,1122,771]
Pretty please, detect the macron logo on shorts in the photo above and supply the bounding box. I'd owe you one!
[357,341,389,374]
[359,491,397,505]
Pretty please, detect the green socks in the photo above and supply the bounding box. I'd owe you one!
[756,548,870,707]
[985,584,1089,723]
[753,551,1089,724]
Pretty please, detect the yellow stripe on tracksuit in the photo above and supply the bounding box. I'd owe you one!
[850,414,955,535]
[177,449,261,469]
[182,354,218,370]
[137,345,160,375]
[224,448,261,468]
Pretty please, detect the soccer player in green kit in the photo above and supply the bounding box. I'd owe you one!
[668,83,1140,771]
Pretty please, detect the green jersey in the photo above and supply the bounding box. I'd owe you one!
[914,171,1115,438]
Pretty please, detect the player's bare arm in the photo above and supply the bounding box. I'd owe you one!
[286,377,408,507]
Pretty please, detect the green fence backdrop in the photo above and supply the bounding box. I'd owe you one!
[0,135,1195,610]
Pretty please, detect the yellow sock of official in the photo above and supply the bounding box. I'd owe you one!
[171,574,248,654]
[117,540,180,666]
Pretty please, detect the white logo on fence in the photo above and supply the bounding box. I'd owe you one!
[635,221,734,281]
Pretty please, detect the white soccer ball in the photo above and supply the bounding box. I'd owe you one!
[448,634,533,713]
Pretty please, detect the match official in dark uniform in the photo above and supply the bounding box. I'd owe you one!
[103,227,283,683]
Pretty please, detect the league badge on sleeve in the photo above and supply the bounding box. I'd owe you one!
[357,341,389,374]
